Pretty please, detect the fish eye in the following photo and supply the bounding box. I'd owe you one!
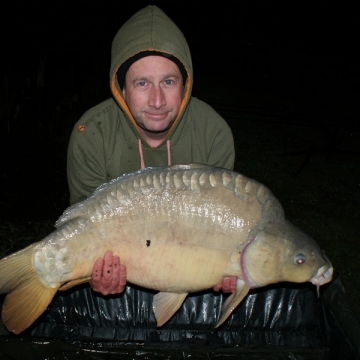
[295,253,306,265]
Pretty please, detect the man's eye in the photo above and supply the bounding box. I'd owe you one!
[138,81,146,86]
[164,79,174,85]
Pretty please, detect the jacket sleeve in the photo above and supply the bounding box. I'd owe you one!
[207,118,235,170]
[192,98,235,170]
[67,119,108,205]
[188,97,235,170]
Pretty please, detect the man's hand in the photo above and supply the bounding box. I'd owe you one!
[213,276,237,293]
[90,251,127,295]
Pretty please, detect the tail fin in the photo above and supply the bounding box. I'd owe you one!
[0,246,59,334]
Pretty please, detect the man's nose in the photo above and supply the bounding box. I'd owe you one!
[148,86,166,108]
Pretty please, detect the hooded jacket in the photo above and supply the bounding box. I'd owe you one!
[67,5,235,205]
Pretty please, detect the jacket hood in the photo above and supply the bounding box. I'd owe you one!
[110,5,193,145]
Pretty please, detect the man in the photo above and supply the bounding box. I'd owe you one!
[67,5,236,297]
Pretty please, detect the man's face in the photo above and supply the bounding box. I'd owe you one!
[122,55,184,135]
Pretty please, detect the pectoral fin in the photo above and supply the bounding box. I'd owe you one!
[153,292,188,327]
[215,279,250,328]
[59,276,91,291]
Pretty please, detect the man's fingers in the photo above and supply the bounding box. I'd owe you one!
[229,277,237,293]
[212,277,237,293]
[90,252,127,295]
[102,251,115,280]
[213,284,222,292]
[91,258,104,282]
[119,264,127,287]
[222,277,237,293]
[111,256,121,281]
[222,277,231,292]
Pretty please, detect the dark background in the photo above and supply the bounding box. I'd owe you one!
[1,1,359,311]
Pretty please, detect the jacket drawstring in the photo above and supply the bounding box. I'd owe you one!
[166,140,171,166]
[138,139,146,169]
[138,139,171,170]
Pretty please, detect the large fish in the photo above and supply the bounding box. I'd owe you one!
[0,163,333,334]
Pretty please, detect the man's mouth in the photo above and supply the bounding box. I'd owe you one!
[137,121,173,134]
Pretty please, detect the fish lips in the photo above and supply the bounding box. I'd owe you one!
[310,264,334,287]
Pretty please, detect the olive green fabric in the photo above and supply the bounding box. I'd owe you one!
[67,5,235,205]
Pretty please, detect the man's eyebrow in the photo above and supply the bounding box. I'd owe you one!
[162,72,180,78]
[132,73,180,82]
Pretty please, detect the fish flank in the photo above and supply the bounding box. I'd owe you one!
[153,173,161,189]
[199,172,208,186]
[221,171,235,189]
[190,173,200,191]
[182,170,191,187]
[174,172,184,189]
[234,174,248,198]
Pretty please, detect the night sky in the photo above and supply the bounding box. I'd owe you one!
[3,1,358,89]
[1,0,359,221]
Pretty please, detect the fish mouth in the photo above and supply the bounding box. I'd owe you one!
[310,265,333,296]
[310,265,333,286]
